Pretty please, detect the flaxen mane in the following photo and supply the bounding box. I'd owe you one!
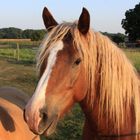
[37,22,140,134]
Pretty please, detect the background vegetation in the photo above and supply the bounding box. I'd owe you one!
[0,27,127,44]
[0,27,46,41]
[122,2,140,42]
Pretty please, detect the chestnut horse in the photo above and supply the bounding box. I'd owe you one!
[24,7,140,140]
[0,87,39,140]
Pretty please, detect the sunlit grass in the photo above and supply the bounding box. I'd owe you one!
[0,48,37,62]
[124,49,140,72]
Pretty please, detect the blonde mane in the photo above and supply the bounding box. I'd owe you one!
[37,22,140,134]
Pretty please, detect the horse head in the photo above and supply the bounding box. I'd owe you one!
[24,7,90,136]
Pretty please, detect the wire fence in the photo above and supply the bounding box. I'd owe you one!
[0,41,39,63]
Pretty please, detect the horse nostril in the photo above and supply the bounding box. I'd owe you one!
[39,110,48,130]
[40,111,48,122]
[23,108,27,122]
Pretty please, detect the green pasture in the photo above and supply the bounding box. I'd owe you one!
[0,48,36,62]
[0,45,140,140]
[124,48,140,72]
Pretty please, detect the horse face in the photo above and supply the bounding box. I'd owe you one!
[24,7,90,136]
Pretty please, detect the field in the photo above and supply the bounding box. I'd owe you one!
[123,48,140,72]
[0,43,140,140]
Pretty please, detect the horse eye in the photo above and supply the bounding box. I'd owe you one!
[74,58,81,65]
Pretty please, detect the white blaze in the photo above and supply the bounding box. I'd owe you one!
[25,41,64,130]
[32,40,64,106]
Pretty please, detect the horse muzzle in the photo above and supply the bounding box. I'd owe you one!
[23,107,58,136]
[38,112,59,136]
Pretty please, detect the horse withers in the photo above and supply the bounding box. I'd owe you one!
[24,7,140,140]
[0,87,40,140]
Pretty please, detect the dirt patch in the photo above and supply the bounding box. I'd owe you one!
[0,59,37,96]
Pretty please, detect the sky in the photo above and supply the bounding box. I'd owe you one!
[0,0,139,33]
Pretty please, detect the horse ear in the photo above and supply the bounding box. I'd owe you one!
[78,7,90,35]
[42,7,58,31]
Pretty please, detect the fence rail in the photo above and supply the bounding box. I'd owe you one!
[0,39,31,42]
[0,41,38,62]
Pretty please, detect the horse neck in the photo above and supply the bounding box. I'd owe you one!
[80,90,137,138]
[79,34,140,136]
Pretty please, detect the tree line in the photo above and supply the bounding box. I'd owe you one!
[0,27,126,44]
[0,27,46,41]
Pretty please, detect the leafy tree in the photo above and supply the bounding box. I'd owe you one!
[22,29,46,41]
[111,33,125,44]
[0,27,22,39]
[122,3,140,42]
[31,30,46,41]
[0,28,46,41]
[102,32,125,44]
[22,29,34,39]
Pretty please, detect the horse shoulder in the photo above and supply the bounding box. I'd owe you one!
[0,87,29,109]
[0,88,40,140]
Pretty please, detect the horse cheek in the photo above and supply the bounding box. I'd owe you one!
[74,72,87,102]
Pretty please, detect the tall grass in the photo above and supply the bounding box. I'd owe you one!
[124,49,140,72]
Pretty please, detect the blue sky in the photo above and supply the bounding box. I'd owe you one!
[0,0,139,33]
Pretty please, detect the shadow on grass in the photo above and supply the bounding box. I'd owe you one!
[0,56,35,66]
[0,57,35,66]
[7,59,36,66]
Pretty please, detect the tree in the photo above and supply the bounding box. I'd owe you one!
[22,29,34,39]
[102,32,125,44]
[31,30,46,41]
[0,27,22,39]
[22,29,46,41]
[0,28,46,41]
[122,3,140,42]
[111,33,125,44]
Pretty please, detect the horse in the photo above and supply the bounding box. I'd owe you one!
[24,7,140,140]
[0,87,40,140]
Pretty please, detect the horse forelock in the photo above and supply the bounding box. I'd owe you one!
[37,22,140,134]
[36,22,75,75]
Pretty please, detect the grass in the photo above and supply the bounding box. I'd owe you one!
[0,48,37,63]
[0,59,37,96]
[124,48,140,72]
[0,40,40,46]
[0,46,140,140]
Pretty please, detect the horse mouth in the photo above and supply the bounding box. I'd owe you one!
[38,117,58,136]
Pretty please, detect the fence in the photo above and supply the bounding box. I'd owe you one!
[0,39,31,42]
[0,40,40,62]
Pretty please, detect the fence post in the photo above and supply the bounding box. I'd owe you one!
[16,43,20,61]
[13,49,16,59]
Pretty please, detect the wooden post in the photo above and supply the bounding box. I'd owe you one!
[16,43,20,61]
[13,49,16,59]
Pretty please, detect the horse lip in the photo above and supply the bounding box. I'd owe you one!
[38,116,58,136]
